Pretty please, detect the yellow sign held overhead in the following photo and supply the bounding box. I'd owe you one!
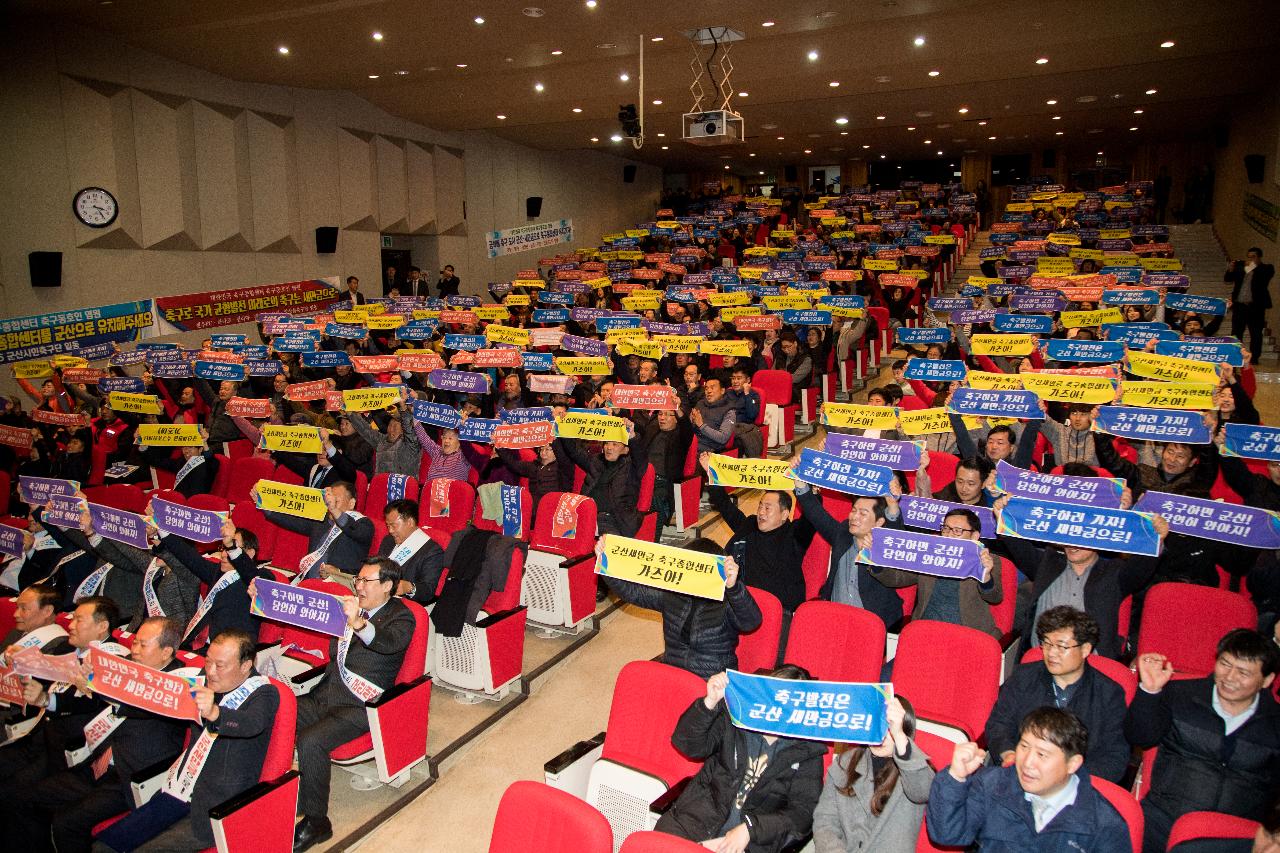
[260,425,323,454]
[705,453,795,491]
[596,533,726,601]
[253,479,328,521]
[820,403,900,431]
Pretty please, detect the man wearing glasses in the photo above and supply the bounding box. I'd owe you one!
[292,558,415,852]
[869,507,1004,639]
[983,606,1130,782]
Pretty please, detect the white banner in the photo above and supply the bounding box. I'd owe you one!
[485,219,574,258]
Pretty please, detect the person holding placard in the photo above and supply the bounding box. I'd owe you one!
[594,537,759,679]
[147,434,219,499]
[495,441,575,508]
[653,666,827,852]
[157,517,269,649]
[346,399,421,477]
[691,374,738,453]
[562,422,647,538]
[0,519,61,594]
[1216,433,1280,636]
[375,499,445,606]
[811,696,934,853]
[0,583,66,664]
[254,480,374,582]
[40,501,143,616]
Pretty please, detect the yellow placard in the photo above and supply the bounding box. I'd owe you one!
[605,327,649,344]
[622,295,661,312]
[412,310,441,321]
[253,479,328,521]
[1060,308,1123,329]
[366,314,405,330]
[1047,232,1082,246]
[708,292,751,307]
[625,229,649,239]
[512,278,547,289]
[829,306,867,319]
[1125,350,1219,384]
[970,334,1036,357]
[1098,229,1132,240]
[596,533,725,601]
[1005,203,1034,212]
[363,303,387,316]
[50,355,89,369]
[503,294,531,307]
[924,234,955,245]
[474,305,511,322]
[967,277,1003,288]
[899,270,930,281]
[585,277,614,290]
[136,424,205,447]
[720,306,763,322]
[107,392,163,415]
[1036,257,1076,277]
[616,250,643,261]
[1140,258,1184,271]
[555,356,611,376]
[898,408,983,436]
[333,310,366,325]
[699,340,751,357]
[555,412,629,443]
[485,325,531,347]
[13,361,54,380]
[762,295,811,311]
[1120,382,1216,410]
[617,339,663,359]
[705,453,795,491]
[342,387,402,412]
[864,259,899,271]
[820,403,899,431]
[771,229,796,239]
[652,335,702,354]
[1069,248,1105,261]
[1019,373,1116,405]
[260,425,323,454]
[738,267,766,279]
[966,371,1025,391]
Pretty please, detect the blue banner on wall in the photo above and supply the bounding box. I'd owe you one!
[0,300,155,365]
[997,495,1161,556]
[724,670,891,745]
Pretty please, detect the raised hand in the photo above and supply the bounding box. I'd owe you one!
[723,556,740,589]
[1136,652,1174,692]
[704,671,729,709]
[949,741,987,781]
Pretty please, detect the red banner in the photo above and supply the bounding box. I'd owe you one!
[61,368,107,384]
[155,279,342,332]
[0,668,25,709]
[226,396,273,418]
[492,421,556,450]
[32,409,90,428]
[397,351,445,373]
[878,273,921,288]
[86,647,202,721]
[440,310,478,325]
[0,424,34,452]
[611,384,677,411]
[350,355,400,373]
[821,269,857,281]
[733,315,783,331]
[474,348,524,368]
[285,380,328,402]
[325,390,344,412]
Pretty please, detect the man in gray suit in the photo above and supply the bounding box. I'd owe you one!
[292,557,415,851]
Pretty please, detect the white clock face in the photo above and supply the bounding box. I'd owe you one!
[74,187,118,228]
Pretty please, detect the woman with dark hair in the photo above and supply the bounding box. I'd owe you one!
[812,695,934,853]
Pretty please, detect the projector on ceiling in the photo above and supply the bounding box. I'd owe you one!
[682,110,745,146]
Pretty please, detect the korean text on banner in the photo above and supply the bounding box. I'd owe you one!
[1091,406,1211,443]
[17,476,79,506]
[724,670,890,745]
[108,392,163,415]
[0,300,154,365]
[1120,382,1215,410]
[865,527,987,581]
[342,387,401,412]
[997,496,1161,557]
[1134,490,1280,548]
[87,503,151,550]
[1222,422,1280,461]
[993,460,1124,508]
[1019,373,1116,405]
[705,454,795,490]
[791,448,895,496]
[260,425,323,454]
[253,479,328,520]
[595,533,726,601]
[86,647,201,721]
[555,412,629,443]
[486,219,574,258]
[820,403,899,431]
[154,278,341,333]
[611,384,677,410]
[491,421,556,450]
[151,498,226,544]
[136,424,205,447]
[823,434,922,471]
[899,496,997,539]
[250,578,349,636]
[1125,350,1220,385]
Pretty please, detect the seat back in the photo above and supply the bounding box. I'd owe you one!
[925,451,959,493]
[637,464,656,513]
[229,501,276,563]
[224,439,255,459]
[471,485,534,539]
[600,661,706,787]
[187,494,231,513]
[619,830,704,853]
[225,457,278,505]
[1019,648,1138,705]
[209,454,232,499]
[396,599,430,683]
[366,473,421,523]
[96,483,147,513]
[483,549,525,614]
[784,600,887,683]
[752,370,794,407]
[489,781,613,853]
[1091,776,1143,853]
[990,555,1017,637]
[893,620,1002,740]
[799,534,832,603]
[1137,582,1257,678]
[1167,811,1260,850]
[735,587,784,674]
[270,463,304,488]
[262,678,298,780]
[532,492,598,559]
[422,478,477,539]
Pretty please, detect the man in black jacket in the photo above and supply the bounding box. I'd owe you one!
[984,606,1130,782]
[1126,628,1280,853]
[158,517,271,649]
[292,557,415,851]
[95,629,280,853]
[255,480,374,580]
[376,498,445,606]
[1225,248,1275,365]
[562,428,647,537]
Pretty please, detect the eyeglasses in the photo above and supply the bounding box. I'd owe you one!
[941,525,975,536]
[353,576,382,586]
[1040,640,1083,654]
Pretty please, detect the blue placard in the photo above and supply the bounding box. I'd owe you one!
[724,670,890,745]
[324,322,366,340]
[948,388,1043,420]
[228,345,269,360]
[1165,293,1227,317]
[596,315,643,331]
[993,314,1053,335]
[865,527,987,581]
[899,495,997,539]
[444,334,486,351]
[246,359,284,377]
[521,352,556,373]
[1101,289,1160,306]
[502,406,555,424]
[997,495,1161,557]
[1009,294,1067,313]
[1102,324,1179,348]
[792,448,895,496]
[538,290,575,305]
[194,361,246,382]
[151,361,193,379]
[896,327,952,345]
[823,434,922,472]
[994,460,1123,508]
[500,484,525,538]
[1092,406,1210,444]
[1134,490,1280,549]
[532,308,571,324]
[458,417,500,444]
[903,359,968,382]
[1154,341,1243,366]
[953,309,997,325]
[396,320,439,340]
[210,334,247,347]
[273,335,318,353]
[411,399,463,429]
[99,376,145,395]
[1044,339,1125,363]
[300,350,350,369]
[779,309,834,326]
[1222,423,1280,461]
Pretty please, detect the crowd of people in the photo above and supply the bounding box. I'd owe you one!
[0,176,1278,852]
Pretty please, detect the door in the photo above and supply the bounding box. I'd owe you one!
[380,248,411,295]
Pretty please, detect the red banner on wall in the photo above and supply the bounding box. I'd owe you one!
[155,278,342,332]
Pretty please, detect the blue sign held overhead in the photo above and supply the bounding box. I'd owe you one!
[724,670,891,745]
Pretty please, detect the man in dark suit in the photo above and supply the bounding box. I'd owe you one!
[1225,247,1275,365]
[255,480,374,580]
[94,629,280,853]
[406,266,429,299]
[0,583,65,658]
[154,443,219,499]
[376,499,445,606]
[292,557,415,851]
[273,429,359,491]
[984,606,1130,783]
[158,517,271,650]
[344,275,367,305]
[436,264,460,298]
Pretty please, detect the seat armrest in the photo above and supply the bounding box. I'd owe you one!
[544,732,605,775]
[129,752,183,808]
[366,674,431,709]
[649,775,692,816]
[562,552,596,573]
[543,732,604,799]
[474,607,524,629]
[290,663,328,684]
[208,770,299,821]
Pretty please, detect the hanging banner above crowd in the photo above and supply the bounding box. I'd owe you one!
[485,219,575,258]
[154,278,342,333]
[0,300,154,364]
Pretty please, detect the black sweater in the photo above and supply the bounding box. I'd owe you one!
[709,486,808,611]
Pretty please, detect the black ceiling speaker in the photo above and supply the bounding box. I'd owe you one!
[526,196,543,218]
[314,226,338,254]
[1244,154,1265,184]
[29,252,62,287]
[623,164,637,183]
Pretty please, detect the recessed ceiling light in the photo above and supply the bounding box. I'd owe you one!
[835,117,849,125]
[1097,150,1104,155]
[368,74,379,79]
[610,133,622,142]
[876,115,886,121]
[907,126,916,131]
[804,149,812,154]
[862,144,870,149]
[656,132,665,137]
[840,131,848,136]
[777,136,784,140]
[652,99,662,105]
[928,70,941,77]
[1145,88,1158,95]
[474,16,485,24]
[372,31,384,41]
[1077,95,1097,103]
[1160,40,1175,48]
[1133,108,1143,114]
[807,50,820,61]
[596,42,616,49]
[277,45,290,55]
[879,154,886,159]
[1130,126,1139,131]
[586,0,597,8]
[590,136,599,142]
[1036,57,1049,64]
[829,81,840,88]
[914,36,926,46]
[749,152,755,157]
[936,150,943,155]
[661,145,669,150]
[496,114,506,119]
[551,49,563,55]
[759,171,765,175]
[1055,131,1064,135]
[724,164,730,170]
[978,120,987,126]
[915,111,932,118]
[572,107,582,113]
[651,36,663,42]
[958,107,969,114]
[534,82,545,92]
[504,57,513,62]
[988,135,997,140]
[1046,99,1057,105]
[762,21,775,27]
[924,139,932,144]
[875,75,891,83]
[1052,115,1061,120]
[619,73,630,82]
[737,91,749,97]
[523,7,545,17]
[456,63,468,68]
